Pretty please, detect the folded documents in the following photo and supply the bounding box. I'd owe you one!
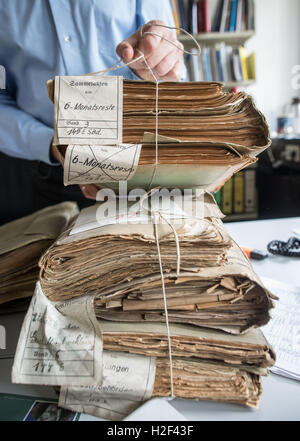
[94,242,275,334]
[60,358,263,420]
[58,322,275,419]
[46,79,270,191]
[39,195,230,302]
[153,359,262,408]
[0,202,78,305]
[100,320,275,375]
[39,196,275,333]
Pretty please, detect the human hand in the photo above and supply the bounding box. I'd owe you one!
[51,142,98,200]
[116,20,183,81]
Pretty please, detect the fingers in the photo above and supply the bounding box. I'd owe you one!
[139,23,165,58]
[136,62,182,82]
[116,20,184,82]
[157,59,182,82]
[116,28,140,63]
[116,41,134,64]
[145,40,179,70]
[79,184,98,200]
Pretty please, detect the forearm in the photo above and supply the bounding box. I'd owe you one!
[0,91,54,164]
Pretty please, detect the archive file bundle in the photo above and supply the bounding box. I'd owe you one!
[0,202,78,308]
[39,194,276,335]
[12,194,277,418]
[46,79,270,192]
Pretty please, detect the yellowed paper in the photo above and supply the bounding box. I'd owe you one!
[54,75,123,145]
[12,282,103,386]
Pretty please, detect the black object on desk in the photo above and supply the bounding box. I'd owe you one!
[267,237,300,257]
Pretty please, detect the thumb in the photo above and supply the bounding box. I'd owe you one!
[116,29,140,63]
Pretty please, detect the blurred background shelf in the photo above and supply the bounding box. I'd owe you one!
[223,79,256,89]
[173,0,257,88]
[224,212,258,222]
[179,30,255,47]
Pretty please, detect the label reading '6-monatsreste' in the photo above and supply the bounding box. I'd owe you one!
[54,75,123,145]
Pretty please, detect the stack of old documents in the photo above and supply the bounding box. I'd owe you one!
[0,202,78,307]
[34,192,276,415]
[10,77,275,418]
[100,321,275,408]
[58,322,275,418]
[11,193,276,417]
[39,194,275,335]
[46,79,270,191]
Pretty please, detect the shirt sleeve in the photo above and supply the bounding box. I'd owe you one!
[0,89,55,164]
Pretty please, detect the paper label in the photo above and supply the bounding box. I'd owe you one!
[12,282,103,386]
[54,75,123,145]
[59,351,156,420]
[64,143,141,185]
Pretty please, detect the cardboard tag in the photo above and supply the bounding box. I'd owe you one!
[63,143,141,185]
[54,76,123,145]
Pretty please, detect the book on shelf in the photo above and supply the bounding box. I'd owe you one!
[188,0,198,34]
[244,169,256,213]
[214,168,257,218]
[233,171,244,214]
[221,178,233,215]
[239,46,249,80]
[229,0,238,32]
[185,44,255,83]
[203,0,212,32]
[170,0,181,34]
[170,0,255,33]
[177,0,188,30]
[235,0,244,32]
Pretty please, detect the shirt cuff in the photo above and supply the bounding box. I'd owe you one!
[28,123,58,165]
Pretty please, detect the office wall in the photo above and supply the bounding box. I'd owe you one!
[247,0,300,133]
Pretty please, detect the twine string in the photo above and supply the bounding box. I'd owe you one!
[139,187,183,399]
[85,23,201,190]
[84,22,201,399]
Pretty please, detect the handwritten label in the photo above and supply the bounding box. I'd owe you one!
[12,282,103,386]
[59,351,156,420]
[54,76,123,145]
[64,143,141,185]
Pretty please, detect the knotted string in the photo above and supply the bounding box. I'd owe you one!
[139,188,181,276]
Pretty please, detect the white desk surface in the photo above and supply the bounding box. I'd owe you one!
[1,217,300,421]
[225,217,300,286]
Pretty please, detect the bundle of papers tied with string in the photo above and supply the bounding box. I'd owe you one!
[46,79,270,191]
[11,278,275,416]
[61,326,275,417]
[98,321,276,410]
[39,194,275,334]
[0,202,78,308]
